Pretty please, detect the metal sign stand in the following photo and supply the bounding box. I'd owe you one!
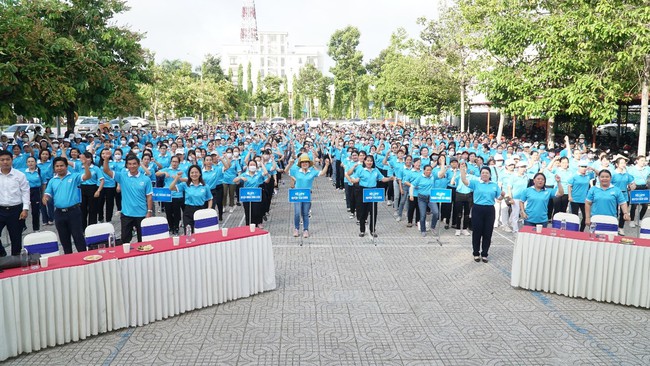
[289,189,311,247]
[363,188,384,247]
[372,202,377,246]
[429,189,452,247]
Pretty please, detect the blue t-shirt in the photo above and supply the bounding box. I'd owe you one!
[24,168,44,188]
[292,168,320,189]
[468,180,501,205]
[567,173,591,203]
[175,182,212,206]
[520,187,553,224]
[353,167,385,188]
[45,172,82,208]
[113,171,153,217]
[586,185,626,218]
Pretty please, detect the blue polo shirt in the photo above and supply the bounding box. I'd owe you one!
[567,173,591,203]
[468,180,502,205]
[161,167,186,199]
[293,168,320,189]
[413,174,436,196]
[629,165,650,186]
[45,172,83,208]
[80,165,103,186]
[37,160,53,183]
[222,160,241,184]
[202,164,224,190]
[520,187,553,224]
[237,171,267,187]
[175,182,212,206]
[611,170,634,194]
[24,168,44,188]
[353,167,385,188]
[586,185,626,217]
[113,171,153,217]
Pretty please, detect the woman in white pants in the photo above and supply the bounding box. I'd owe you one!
[507,161,530,232]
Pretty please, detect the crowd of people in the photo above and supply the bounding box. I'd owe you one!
[0,122,644,263]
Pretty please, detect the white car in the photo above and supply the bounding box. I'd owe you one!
[74,117,101,135]
[2,123,44,143]
[167,117,196,129]
[123,116,151,128]
[298,118,322,128]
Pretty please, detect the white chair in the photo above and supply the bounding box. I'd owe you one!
[552,212,581,232]
[591,214,619,235]
[84,222,115,248]
[639,217,650,239]
[23,231,59,257]
[193,208,219,233]
[141,216,170,242]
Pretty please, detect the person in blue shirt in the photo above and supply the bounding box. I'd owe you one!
[519,172,564,228]
[437,157,460,229]
[611,156,635,235]
[169,165,213,232]
[460,165,505,263]
[567,161,592,231]
[288,154,329,238]
[155,156,187,235]
[222,147,241,213]
[412,165,439,237]
[24,156,44,232]
[585,169,630,230]
[348,155,392,238]
[203,153,229,221]
[43,157,93,254]
[102,154,154,243]
[79,152,104,229]
[629,155,650,226]
[453,160,474,236]
[37,149,54,226]
[233,160,271,228]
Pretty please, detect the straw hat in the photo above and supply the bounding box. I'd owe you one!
[298,154,313,167]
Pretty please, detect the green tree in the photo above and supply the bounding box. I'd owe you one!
[201,54,227,83]
[328,26,366,118]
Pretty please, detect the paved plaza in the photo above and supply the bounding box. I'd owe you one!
[4,178,650,365]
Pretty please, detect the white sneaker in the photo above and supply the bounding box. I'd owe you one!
[618,229,625,236]
[386,200,392,206]
[502,226,512,233]
[229,207,234,213]
[455,230,461,236]
[349,214,354,219]
[462,229,471,236]
[396,217,401,222]
[630,222,636,228]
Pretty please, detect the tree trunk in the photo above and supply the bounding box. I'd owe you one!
[460,84,465,132]
[65,103,76,136]
[547,116,555,148]
[496,111,505,142]
[638,55,649,156]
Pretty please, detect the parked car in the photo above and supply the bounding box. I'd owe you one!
[123,116,150,128]
[74,117,101,135]
[2,123,44,143]
[297,117,322,128]
[167,117,196,129]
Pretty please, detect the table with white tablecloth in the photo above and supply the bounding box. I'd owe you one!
[0,227,276,361]
[511,226,650,308]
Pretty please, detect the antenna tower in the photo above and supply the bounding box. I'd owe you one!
[240,0,258,43]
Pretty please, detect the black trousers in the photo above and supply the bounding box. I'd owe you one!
[570,202,587,231]
[440,186,457,223]
[345,184,355,212]
[407,198,420,224]
[80,184,98,228]
[335,161,345,189]
[164,197,184,232]
[0,204,24,256]
[54,206,86,254]
[453,192,472,230]
[121,214,144,243]
[262,180,274,214]
[211,186,224,220]
[358,201,378,233]
[29,187,41,231]
[378,168,389,200]
[553,194,569,217]
[353,185,364,217]
[183,204,206,232]
[98,186,117,221]
[471,204,495,257]
[242,201,263,225]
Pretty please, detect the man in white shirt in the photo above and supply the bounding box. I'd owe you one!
[0,150,30,256]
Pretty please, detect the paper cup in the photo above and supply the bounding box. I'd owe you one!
[122,243,131,253]
[39,256,49,268]
[172,236,180,246]
[221,228,228,237]
[607,233,615,241]
[249,224,256,232]
[535,224,542,233]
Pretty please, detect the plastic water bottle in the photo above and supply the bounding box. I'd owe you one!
[20,247,29,271]
[560,219,567,231]
[108,233,116,253]
[186,224,192,244]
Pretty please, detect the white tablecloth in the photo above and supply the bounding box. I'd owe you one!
[120,233,276,327]
[511,232,650,308]
[0,259,126,361]
[0,232,276,361]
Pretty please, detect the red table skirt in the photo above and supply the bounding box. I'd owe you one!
[519,225,650,248]
[1,227,267,279]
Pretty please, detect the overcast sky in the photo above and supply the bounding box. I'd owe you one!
[115,0,444,69]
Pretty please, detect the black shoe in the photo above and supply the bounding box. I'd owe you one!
[474,256,480,262]
[444,225,449,229]
[481,257,488,263]
[263,215,268,222]
[236,202,242,206]
[371,232,378,238]
[359,232,365,237]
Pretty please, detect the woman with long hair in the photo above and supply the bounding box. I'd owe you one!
[37,149,54,225]
[347,155,392,237]
[170,165,213,232]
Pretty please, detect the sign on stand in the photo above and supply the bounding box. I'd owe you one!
[430,189,452,203]
[630,190,650,204]
[288,189,312,203]
[152,188,172,202]
[239,188,262,202]
[363,188,385,203]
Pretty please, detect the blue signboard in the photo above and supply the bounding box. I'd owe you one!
[630,190,650,204]
[152,187,172,202]
[239,188,262,202]
[288,189,311,203]
[363,188,385,203]
[430,189,452,203]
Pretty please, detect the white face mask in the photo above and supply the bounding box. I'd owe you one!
[133,149,140,154]
[226,153,233,159]
[114,155,122,160]
[248,166,257,172]
[233,152,240,157]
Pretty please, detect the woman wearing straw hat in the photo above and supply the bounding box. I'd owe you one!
[288,154,329,238]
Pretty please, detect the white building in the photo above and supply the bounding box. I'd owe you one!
[221,31,327,91]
